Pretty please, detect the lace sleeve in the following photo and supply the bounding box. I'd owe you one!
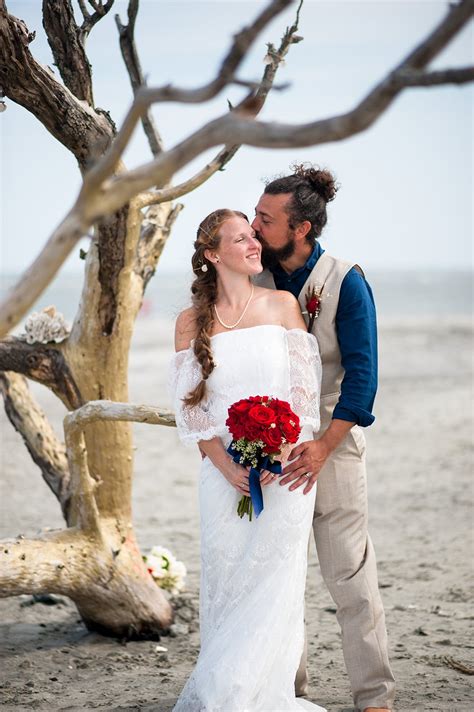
[286,329,321,433]
[169,349,228,447]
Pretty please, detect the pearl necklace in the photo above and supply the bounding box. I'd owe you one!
[214,284,254,330]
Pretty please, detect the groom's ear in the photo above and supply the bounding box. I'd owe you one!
[294,220,312,241]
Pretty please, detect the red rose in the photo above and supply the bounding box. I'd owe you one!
[280,414,301,443]
[273,399,292,415]
[231,422,246,440]
[232,399,252,414]
[262,427,283,452]
[246,423,264,441]
[248,404,276,426]
[226,409,249,439]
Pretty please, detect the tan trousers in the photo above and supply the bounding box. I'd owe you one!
[295,414,395,710]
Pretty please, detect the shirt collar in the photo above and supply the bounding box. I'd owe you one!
[270,241,323,281]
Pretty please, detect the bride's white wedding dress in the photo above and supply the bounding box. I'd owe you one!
[169,324,326,712]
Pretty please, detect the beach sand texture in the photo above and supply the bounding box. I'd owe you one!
[0,317,472,711]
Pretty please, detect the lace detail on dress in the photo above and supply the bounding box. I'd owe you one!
[169,349,229,446]
[287,329,322,433]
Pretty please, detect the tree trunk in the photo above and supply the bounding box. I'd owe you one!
[61,200,176,634]
[0,526,173,637]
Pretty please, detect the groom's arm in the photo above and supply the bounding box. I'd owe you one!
[333,267,378,426]
[281,268,376,494]
[280,419,354,494]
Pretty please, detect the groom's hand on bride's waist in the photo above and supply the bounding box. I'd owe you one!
[280,419,356,494]
[279,440,330,494]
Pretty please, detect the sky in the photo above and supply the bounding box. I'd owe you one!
[1,0,473,275]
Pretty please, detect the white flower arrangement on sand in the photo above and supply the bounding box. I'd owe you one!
[24,306,69,344]
[143,546,187,595]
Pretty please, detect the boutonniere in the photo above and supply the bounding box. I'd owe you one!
[304,283,324,332]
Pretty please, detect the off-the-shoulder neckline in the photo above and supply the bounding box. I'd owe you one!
[175,324,311,354]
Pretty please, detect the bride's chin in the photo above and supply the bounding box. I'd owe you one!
[247,262,263,275]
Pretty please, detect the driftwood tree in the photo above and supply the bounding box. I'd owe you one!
[0,0,472,639]
[0,0,306,637]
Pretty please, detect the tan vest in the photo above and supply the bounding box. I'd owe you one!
[253,253,358,430]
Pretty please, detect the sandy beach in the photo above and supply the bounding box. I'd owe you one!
[1,316,473,711]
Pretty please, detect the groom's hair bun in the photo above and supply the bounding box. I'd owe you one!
[292,163,337,203]
[264,163,338,242]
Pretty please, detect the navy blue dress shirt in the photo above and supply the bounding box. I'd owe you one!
[270,243,377,427]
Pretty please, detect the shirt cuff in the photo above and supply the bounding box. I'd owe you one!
[332,403,375,427]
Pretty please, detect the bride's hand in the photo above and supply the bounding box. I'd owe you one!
[221,460,251,496]
[246,465,276,487]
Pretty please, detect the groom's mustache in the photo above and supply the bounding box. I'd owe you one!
[256,233,297,268]
[254,232,277,268]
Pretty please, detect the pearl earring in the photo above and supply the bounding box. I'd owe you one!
[201,263,208,272]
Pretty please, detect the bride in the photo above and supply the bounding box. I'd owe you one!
[170,209,326,712]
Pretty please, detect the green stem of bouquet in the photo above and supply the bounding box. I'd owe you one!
[237,495,253,521]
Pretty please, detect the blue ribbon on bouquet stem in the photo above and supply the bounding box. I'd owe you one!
[226,443,282,518]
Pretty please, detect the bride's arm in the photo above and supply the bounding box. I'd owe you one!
[174,307,197,351]
[198,438,250,496]
[278,290,307,331]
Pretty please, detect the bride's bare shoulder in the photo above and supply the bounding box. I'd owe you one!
[255,286,299,310]
[255,287,305,329]
[175,307,197,351]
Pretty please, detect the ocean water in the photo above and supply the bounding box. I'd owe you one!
[0,269,472,325]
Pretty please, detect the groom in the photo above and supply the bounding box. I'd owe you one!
[251,165,395,712]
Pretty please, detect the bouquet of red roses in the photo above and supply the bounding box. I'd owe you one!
[225,395,301,521]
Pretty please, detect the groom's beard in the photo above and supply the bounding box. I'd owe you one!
[258,230,297,269]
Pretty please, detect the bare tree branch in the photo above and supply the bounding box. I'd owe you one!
[64,425,105,535]
[115,0,164,156]
[137,1,304,209]
[0,213,86,337]
[396,66,474,87]
[0,521,174,634]
[0,1,114,166]
[0,372,71,516]
[42,0,94,104]
[0,528,97,598]
[0,338,83,409]
[99,0,474,209]
[135,202,184,287]
[87,0,293,188]
[78,0,91,20]
[80,0,115,40]
[64,399,176,430]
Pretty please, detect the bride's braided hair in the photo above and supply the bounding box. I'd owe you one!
[183,208,248,407]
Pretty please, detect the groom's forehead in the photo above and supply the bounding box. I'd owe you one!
[255,193,291,217]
